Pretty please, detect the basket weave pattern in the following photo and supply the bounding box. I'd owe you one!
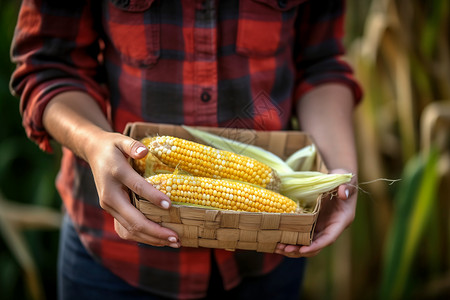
[125,122,326,253]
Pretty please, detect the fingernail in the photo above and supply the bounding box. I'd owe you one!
[345,189,349,199]
[168,236,177,243]
[136,146,146,154]
[169,243,180,248]
[161,200,170,209]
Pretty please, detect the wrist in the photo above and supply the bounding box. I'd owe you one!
[82,129,116,165]
[42,91,112,162]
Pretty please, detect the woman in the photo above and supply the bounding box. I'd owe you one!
[10,0,361,299]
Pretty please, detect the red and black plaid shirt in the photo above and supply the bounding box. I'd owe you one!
[11,0,362,298]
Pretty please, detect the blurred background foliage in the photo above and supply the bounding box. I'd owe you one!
[0,1,61,299]
[0,0,449,299]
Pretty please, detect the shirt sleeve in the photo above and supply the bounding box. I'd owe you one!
[293,0,363,105]
[10,0,108,153]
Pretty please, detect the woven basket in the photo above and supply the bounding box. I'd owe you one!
[124,122,327,253]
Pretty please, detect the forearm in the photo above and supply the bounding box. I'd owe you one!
[42,91,179,246]
[42,91,112,162]
[296,83,357,174]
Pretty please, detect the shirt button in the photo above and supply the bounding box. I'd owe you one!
[113,0,130,9]
[201,91,211,102]
[277,0,287,9]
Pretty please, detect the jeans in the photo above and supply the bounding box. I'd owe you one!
[58,214,306,300]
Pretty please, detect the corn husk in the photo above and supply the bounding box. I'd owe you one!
[280,172,353,207]
[285,144,316,171]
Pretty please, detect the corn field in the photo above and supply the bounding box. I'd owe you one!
[0,0,449,299]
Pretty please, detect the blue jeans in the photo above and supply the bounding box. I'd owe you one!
[58,214,306,300]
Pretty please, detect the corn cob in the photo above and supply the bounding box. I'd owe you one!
[145,136,281,191]
[133,137,176,176]
[146,174,298,213]
[133,137,152,175]
[133,153,179,177]
[181,127,353,209]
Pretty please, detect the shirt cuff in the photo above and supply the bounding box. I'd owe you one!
[294,72,363,107]
[21,83,108,153]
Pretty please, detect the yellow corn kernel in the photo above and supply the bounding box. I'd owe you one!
[146,174,298,213]
[146,136,281,191]
[133,155,147,175]
[133,137,177,176]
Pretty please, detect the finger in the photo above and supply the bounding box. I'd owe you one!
[274,248,298,257]
[297,247,321,257]
[284,245,301,253]
[112,207,179,246]
[275,244,304,258]
[337,184,353,200]
[111,136,171,209]
[105,189,180,246]
[330,168,357,200]
[276,248,320,258]
[115,134,149,160]
[276,243,287,251]
[289,245,319,257]
[114,219,180,248]
[275,247,318,258]
[274,244,299,254]
[298,224,343,254]
[114,159,172,209]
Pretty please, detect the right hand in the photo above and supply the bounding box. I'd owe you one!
[85,131,180,248]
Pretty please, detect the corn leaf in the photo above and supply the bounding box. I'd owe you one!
[379,147,440,300]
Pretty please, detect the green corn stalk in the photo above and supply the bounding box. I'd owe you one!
[379,147,440,300]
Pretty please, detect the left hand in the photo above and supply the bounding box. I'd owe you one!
[275,168,357,258]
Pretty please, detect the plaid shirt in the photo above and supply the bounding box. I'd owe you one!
[11,0,362,298]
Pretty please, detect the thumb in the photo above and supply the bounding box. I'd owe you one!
[330,168,357,200]
[116,135,149,160]
[337,184,353,200]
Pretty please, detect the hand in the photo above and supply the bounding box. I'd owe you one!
[275,168,357,257]
[41,91,180,248]
[86,131,180,248]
